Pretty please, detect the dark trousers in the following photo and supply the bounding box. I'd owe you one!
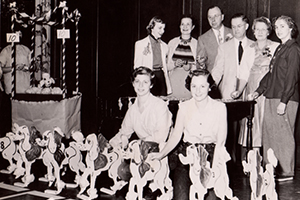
[0,91,11,137]
[151,69,167,96]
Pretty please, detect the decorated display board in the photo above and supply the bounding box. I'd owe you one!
[6,1,82,138]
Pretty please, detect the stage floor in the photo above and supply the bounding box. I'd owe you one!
[0,147,300,200]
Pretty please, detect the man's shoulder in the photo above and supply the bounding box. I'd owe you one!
[198,29,214,40]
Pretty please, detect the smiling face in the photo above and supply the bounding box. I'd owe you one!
[151,22,165,39]
[254,21,269,41]
[207,7,224,30]
[133,74,152,97]
[180,17,194,36]
[275,19,292,43]
[231,17,249,40]
[190,75,210,102]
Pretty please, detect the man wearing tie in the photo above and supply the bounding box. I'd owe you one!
[211,13,255,100]
[196,6,233,72]
[211,13,255,163]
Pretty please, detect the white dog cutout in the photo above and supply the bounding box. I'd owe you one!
[13,125,43,187]
[77,133,118,200]
[61,130,86,188]
[36,127,66,194]
[242,148,278,200]
[179,144,238,200]
[124,140,173,200]
[0,129,24,177]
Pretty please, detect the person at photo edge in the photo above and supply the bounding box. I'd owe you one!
[249,15,300,182]
[133,16,172,96]
[167,15,198,100]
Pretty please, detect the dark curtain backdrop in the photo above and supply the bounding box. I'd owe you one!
[1,0,300,136]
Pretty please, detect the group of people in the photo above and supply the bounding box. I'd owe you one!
[110,5,300,200]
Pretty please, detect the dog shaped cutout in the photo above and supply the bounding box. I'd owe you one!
[36,127,66,194]
[179,144,238,200]
[0,128,24,177]
[13,125,43,187]
[61,130,86,188]
[242,148,278,200]
[124,140,173,200]
[77,133,118,200]
[100,145,129,195]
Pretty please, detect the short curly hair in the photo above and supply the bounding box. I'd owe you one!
[252,16,272,34]
[185,69,216,91]
[131,66,155,86]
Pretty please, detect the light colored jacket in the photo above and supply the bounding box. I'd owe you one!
[134,36,172,94]
[211,37,255,100]
[197,27,233,72]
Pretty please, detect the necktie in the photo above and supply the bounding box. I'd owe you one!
[238,41,243,64]
[218,30,223,44]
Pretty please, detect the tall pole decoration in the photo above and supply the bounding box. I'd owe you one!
[10,2,17,98]
[60,1,67,99]
[74,9,81,94]
[29,15,35,86]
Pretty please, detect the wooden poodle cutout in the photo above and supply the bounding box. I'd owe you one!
[14,125,43,187]
[0,124,25,178]
[100,145,128,195]
[179,144,238,200]
[61,130,86,188]
[124,140,173,200]
[77,133,118,200]
[36,127,66,194]
[242,148,278,200]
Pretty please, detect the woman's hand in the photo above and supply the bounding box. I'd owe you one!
[247,92,259,100]
[277,102,286,115]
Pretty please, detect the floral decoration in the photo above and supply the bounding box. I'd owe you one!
[225,33,233,42]
[143,42,151,56]
[262,47,272,58]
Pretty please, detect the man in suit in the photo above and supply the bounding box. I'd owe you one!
[134,16,172,96]
[211,13,254,100]
[196,6,233,72]
[211,13,255,164]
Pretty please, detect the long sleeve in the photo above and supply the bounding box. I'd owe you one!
[211,44,225,85]
[281,45,300,103]
[196,37,208,62]
[134,41,144,69]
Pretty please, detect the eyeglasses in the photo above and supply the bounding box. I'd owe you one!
[208,14,221,20]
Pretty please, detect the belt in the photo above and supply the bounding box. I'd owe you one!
[152,68,163,71]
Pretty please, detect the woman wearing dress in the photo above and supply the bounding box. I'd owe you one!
[234,17,279,157]
[150,69,231,200]
[167,15,198,100]
[249,15,300,182]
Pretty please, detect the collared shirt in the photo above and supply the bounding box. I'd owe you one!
[256,39,300,104]
[149,34,163,69]
[212,25,225,45]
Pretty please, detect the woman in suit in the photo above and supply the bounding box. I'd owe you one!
[133,16,171,96]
